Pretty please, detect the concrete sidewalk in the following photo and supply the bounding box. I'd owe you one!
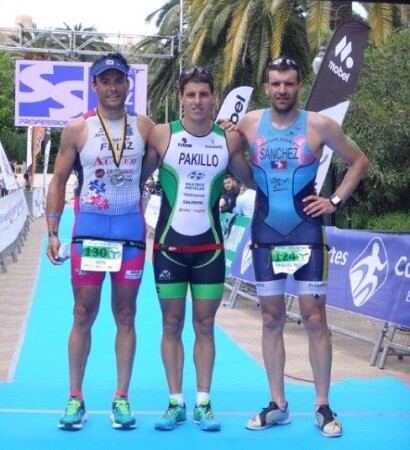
[1,214,409,385]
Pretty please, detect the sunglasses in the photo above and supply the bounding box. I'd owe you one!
[268,57,299,70]
[180,66,214,80]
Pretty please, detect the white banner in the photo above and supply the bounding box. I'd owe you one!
[15,61,148,128]
[32,187,46,218]
[216,86,253,124]
[0,190,29,253]
[26,126,33,169]
[144,194,161,231]
[0,139,19,191]
[315,101,350,192]
[42,129,51,191]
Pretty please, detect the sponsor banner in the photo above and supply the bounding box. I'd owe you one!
[31,127,46,160]
[221,213,250,275]
[312,101,350,192]
[229,223,255,282]
[31,188,45,218]
[305,20,370,193]
[15,61,148,128]
[42,130,52,190]
[0,140,19,191]
[145,194,161,230]
[30,126,46,180]
[0,190,29,253]
[216,86,253,124]
[228,217,410,327]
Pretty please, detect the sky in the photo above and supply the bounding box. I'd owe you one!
[0,0,168,36]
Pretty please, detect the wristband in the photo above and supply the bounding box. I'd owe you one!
[48,230,59,238]
[46,213,61,220]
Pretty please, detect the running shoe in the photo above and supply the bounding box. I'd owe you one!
[246,401,291,430]
[110,397,137,429]
[58,396,87,430]
[155,399,187,431]
[315,404,343,437]
[193,400,221,432]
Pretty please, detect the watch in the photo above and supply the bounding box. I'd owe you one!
[329,194,342,210]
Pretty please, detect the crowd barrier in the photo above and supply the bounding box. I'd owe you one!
[0,189,31,273]
[6,192,407,369]
[0,186,46,272]
[221,212,410,369]
[144,197,410,368]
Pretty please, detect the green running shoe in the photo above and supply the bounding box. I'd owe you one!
[110,397,137,429]
[58,396,87,430]
[155,399,187,431]
[193,400,221,432]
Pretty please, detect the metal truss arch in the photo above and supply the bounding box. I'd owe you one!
[0,27,175,61]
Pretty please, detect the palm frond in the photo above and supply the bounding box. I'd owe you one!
[222,0,254,88]
[270,1,293,58]
[187,27,208,63]
[306,0,331,54]
[366,2,393,47]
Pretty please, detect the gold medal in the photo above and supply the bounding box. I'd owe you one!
[110,168,125,186]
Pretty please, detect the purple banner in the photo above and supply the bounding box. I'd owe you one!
[229,222,410,327]
[15,61,148,128]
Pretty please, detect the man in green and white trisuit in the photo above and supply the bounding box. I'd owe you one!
[141,67,254,432]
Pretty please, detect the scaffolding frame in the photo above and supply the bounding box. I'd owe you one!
[0,27,175,61]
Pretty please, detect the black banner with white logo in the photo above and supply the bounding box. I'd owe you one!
[306,19,370,112]
[305,20,370,192]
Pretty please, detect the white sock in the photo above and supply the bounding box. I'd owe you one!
[196,392,210,405]
[170,393,184,406]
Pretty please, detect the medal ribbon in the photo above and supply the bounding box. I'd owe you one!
[97,109,127,167]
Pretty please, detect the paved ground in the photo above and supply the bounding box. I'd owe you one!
[1,213,409,386]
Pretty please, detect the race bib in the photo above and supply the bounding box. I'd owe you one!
[80,239,123,272]
[271,245,311,275]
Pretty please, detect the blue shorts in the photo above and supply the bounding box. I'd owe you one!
[71,211,146,287]
[252,245,328,283]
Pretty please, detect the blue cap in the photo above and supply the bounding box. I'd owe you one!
[91,56,129,78]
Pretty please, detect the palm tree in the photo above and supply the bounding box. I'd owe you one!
[187,0,311,92]
[142,0,399,112]
[186,0,395,90]
[308,1,393,49]
[135,0,182,120]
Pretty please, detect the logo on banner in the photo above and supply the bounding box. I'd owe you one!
[15,61,147,127]
[335,36,354,68]
[349,237,388,307]
[328,36,354,83]
[16,62,85,126]
[216,86,253,124]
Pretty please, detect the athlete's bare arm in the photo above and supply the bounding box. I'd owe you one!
[137,114,156,144]
[226,129,255,189]
[141,123,170,185]
[46,118,87,263]
[237,109,264,147]
[303,112,369,217]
